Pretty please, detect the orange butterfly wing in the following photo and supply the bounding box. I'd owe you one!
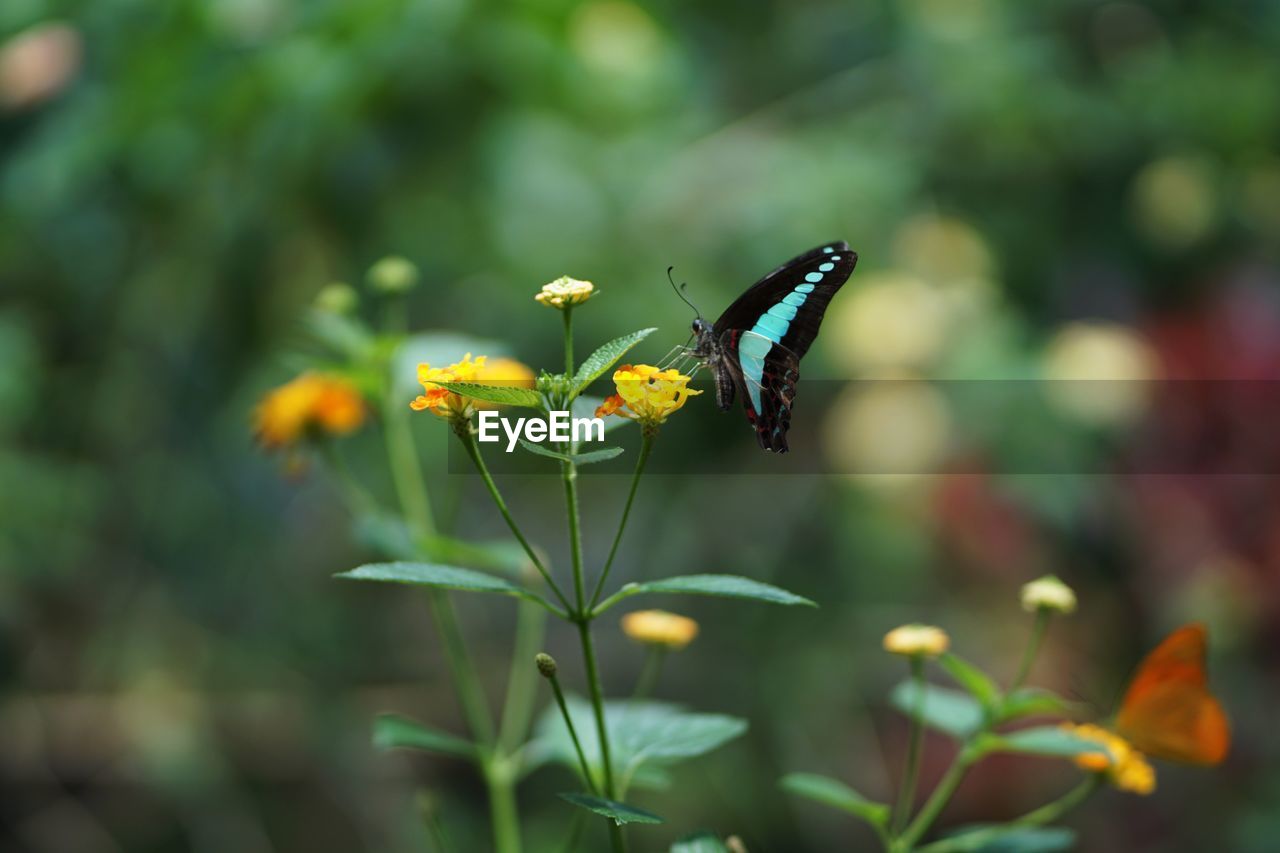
[1114,623,1230,765]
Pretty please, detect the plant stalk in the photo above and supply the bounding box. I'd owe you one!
[893,656,927,833]
[589,432,654,609]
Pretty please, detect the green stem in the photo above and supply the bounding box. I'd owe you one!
[319,442,377,514]
[429,591,495,746]
[499,601,548,753]
[484,759,521,853]
[563,306,575,380]
[578,620,626,853]
[588,432,654,609]
[632,647,666,700]
[559,811,587,853]
[896,743,978,850]
[457,427,573,613]
[893,656,927,833]
[1010,609,1050,692]
[914,777,1102,853]
[383,348,435,539]
[546,668,598,794]
[564,460,587,610]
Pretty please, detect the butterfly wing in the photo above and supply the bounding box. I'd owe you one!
[721,330,801,452]
[1114,623,1230,765]
[712,242,856,452]
[713,241,857,361]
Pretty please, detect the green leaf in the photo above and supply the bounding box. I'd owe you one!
[336,562,553,610]
[890,682,985,739]
[939,653,1002,710]
[517,439,625,466]
[996,688,1083,723]
[573,446,626,465]
[938,825,1077,852]
[779,773,890,827]
[978,726,1110,760]
[573,328,658,393]
[559,793,663,826]
[671,832,729,852]
[372,714,475,759]
[432,381,543,409]
[530,698,747,793]
[600,574,816,612]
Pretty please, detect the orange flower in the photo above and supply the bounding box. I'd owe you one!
[1065,624,1230,796]
[411,354,536,419]
[254,373,365,449]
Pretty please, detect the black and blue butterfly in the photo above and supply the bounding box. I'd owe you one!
[683,241,857,453]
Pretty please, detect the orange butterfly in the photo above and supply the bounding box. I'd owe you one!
[1112,622,1230,765]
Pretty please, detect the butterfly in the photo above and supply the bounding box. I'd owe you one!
[687,241,857,452]
[1112,623,1229,765]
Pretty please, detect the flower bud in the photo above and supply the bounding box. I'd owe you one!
[367,255,419,294]
[883,624,950,658]
[621,610,699,650]
[314,282,358,314]
[535,653,558,678]
[535,276,595,309]
[1021,575,1077,614]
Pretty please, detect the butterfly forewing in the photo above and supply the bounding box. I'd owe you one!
[1114,624,1230,765]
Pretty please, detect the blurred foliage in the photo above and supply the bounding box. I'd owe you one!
[3,0,1280,850]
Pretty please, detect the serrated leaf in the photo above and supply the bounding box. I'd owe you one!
[601,574,815,611]
[996,687,1083,723]
[530,698,746,794]
[516,440,625,466]
[336,562,553,610]
[780,773,890,827]
[978,726,1111,760]
[432,381,543,408]
[890,682,985,739]
[559,793,663,825]
[939,654,1002,710]
[372,714,475,759]
[671,832,729,852]
[573,328,658,393]
[936,825,1077,852]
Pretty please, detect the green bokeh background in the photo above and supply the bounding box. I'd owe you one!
[4,0,1280,850]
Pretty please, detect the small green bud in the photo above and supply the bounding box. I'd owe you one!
[535,653,557,678]
[314,282,358,314]
[367,255,419,294]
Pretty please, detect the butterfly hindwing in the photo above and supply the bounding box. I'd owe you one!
[721,330,800,452]
[1114,623,1230,765]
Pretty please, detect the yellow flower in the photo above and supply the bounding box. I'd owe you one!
[883,624,950,658]
[622,610,699,650]
[254,373,365,449]
[1063,723,1156,795]
[410,354,535,419]
[535,275,595,308]
[598,364,702,427]
[1021,575,1077,614]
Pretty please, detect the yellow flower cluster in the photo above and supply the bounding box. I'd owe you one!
[535,276,595,309]
[621,610,699,650]
[1064,723,1156,795]
[596,364,702,427]
[882,624,950,658]
[410,354,535,419]
[1020,575,1077,614]
[254,373,365,449]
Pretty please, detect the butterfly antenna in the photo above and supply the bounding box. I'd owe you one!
[667,266,701,318]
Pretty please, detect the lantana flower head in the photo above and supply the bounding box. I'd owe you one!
[254,372,366,449]
[622,610,699,651]
[1021,575,1077,614]
[535,276,595,309]
[411,354,535,421]
[1062,723,1156,795]
[595,364,702,428]
[882,624,950,658]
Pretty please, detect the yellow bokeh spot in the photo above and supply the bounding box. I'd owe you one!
[1130,155,1219,250]
[1043,322,1157,426]
[254,372,366,449]
[570,1,662,76]
[893,214,995,285]
[830,272,950,372]
[621,610,699,650]
[823,376,952,484]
